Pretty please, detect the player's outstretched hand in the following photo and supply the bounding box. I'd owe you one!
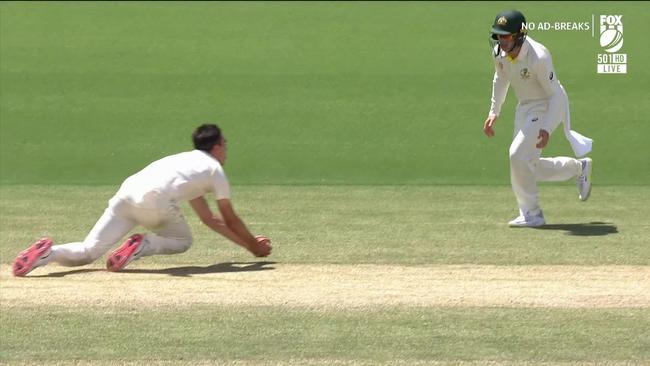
[483,114,497,137]
[250,235,272,257]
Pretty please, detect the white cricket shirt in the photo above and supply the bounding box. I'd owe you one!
[489,37,562,124]
[489,36,593,157]
[116,150,230,208]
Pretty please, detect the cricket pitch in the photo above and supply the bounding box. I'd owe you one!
[2,264,648,309]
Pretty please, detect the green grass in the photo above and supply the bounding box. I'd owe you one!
[3,184,646,365]
[1,2,649,186]
[1,184,648,266]
[2,306,649,364]
[1,2,649,365]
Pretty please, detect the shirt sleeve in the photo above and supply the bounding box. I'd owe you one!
[489,65,510,116]
[534,52,562,131]
[212,167,231,200]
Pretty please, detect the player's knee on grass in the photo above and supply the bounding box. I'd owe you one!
[169,237,192,254]
[140,234,193,256]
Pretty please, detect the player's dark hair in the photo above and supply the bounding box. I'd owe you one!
[192,124,222,151]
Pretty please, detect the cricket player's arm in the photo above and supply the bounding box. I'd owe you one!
[534,53,562,148]
[189,196,251,249]
[203,169,271,257]
[485,67,510,137]
[490,69,510,117]
[216,198,271,257]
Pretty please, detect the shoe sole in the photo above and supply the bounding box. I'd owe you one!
[106,234,144,272]
[13,238,53,277]
[579,159,593,201]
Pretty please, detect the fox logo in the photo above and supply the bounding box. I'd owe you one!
[600,15,623,53]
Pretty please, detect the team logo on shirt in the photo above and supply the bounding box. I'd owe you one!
[520,68,530,80]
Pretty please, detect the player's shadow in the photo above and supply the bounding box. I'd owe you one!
[30,268,103,278]
[121,261,276,277]
[535,222,618,236]
[32,261,275,278]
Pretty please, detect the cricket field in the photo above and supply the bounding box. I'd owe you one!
[1,2,649,365]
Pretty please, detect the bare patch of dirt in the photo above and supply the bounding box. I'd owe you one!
[1,264,648,309]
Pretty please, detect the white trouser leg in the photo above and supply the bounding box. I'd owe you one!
[49,196,192,266]
[535,157,582,181]
[509,128,541,214]
[134,202,193,257]
[510,101,583,213]
[50,198,136,266]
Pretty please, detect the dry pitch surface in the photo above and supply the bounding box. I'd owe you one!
[2,264,648,309]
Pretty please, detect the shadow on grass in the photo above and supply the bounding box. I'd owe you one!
[535,222,618,236]
[121,261,276,277]
[32,261,276,278]
[30,268,103,278]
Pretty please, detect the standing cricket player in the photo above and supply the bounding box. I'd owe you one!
[13,124,272,277]
[484,10,594,227]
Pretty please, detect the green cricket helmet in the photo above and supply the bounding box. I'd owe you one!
[491,10,527,38]
[489,10,528,56]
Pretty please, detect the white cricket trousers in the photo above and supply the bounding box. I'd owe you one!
[509,99,582,214]
[49,196,193,266]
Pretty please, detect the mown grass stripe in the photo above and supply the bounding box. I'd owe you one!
[2,306,648,364]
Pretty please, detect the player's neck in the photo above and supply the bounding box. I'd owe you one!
[507,45,522,59]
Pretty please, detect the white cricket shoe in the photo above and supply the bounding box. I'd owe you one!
[508,210,545,227]
[577,158,593,201]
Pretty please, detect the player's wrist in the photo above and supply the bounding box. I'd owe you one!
[245,238,258,250]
